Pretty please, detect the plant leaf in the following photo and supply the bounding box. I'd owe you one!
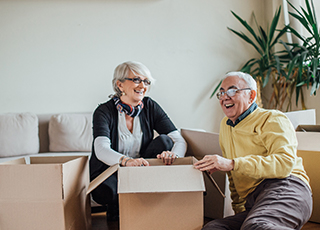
[228,27,263,55]
[230,11,264,50]
[268,6,281,47]
[210,80,222,98]
[288,12,313,34]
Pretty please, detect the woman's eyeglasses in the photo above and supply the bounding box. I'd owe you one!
[125,77,151,86]
[216,88,251,100]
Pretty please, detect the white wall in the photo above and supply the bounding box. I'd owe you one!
[1,0,269,132]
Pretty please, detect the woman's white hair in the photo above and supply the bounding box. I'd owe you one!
[224,71,257,102]
[112,61,155,97]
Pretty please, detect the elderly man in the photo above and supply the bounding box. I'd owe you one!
[194,72,312,230]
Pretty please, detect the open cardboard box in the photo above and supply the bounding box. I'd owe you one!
[296,125,320,223]
[0,155,91,230]
[88,156,207,230]
[181,128,233,219]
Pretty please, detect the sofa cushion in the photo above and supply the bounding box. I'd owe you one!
[0,113,39,158]
[49,113,92,152]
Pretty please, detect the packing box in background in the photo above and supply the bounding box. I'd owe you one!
[296,125,320,223]
[88,157,205,230]
[181,129,234,219]
[0,155,91,230]
[284,109,316,129]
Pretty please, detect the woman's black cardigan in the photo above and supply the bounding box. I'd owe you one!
[89,97,177,180]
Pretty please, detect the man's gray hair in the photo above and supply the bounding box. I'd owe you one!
[112,61,155,97]
[224,71,257,102]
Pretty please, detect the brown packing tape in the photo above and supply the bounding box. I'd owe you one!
[204,171,226,198]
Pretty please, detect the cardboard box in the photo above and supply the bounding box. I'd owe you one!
[296,125,320,223]
[181,129,234,219]
[88,157,205,230]
[296,125,320,151]
[0,155,91,230]
[284,109,316,129]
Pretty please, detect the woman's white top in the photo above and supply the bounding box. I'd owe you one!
[117,111,142,159]
[94,111,187,166]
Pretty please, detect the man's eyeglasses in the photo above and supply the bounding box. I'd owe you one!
[216,88,251,100]
[125,77,151,86]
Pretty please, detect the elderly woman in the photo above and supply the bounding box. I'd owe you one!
[90,61,187,221]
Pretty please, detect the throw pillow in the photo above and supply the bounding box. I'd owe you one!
[49,113,92,152]
[0,113,39,157]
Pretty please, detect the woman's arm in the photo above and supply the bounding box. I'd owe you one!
[167,130,187,157]
[94,136,124,166]
[95,136,149,167]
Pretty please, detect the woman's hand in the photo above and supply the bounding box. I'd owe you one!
[157,151,177,165]
[194,155,234,174]
[123,157,149,167]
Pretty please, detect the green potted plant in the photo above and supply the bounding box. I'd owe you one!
[211,6,288,108]
[279,0,320,110]
[212,0,320,112]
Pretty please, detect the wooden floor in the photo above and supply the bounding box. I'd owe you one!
[91,211,320,230]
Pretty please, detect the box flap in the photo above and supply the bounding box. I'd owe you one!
[86,157,225,196]
[296,125,320,151]
[0,164,63,201]
[204,171,225,198]
[87,164,119,195]
[148,157,225,197]
[0,157,26,165]
[118,163,205,193]
[296,132,320,151]
[30,155,84,164]
[296,125,320,132]
[147,156,196,166]
[284,109,316,129]
[86,158,197,195]
[181,129,222,160]
[62,156,89,201]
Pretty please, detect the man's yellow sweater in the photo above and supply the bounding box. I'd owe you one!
[219,107,310,214]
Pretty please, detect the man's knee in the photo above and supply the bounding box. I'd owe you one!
[241,219,269,230]
[241,218,291,230]
[202,219,232,230]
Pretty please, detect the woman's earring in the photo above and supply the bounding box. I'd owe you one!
[121,91,126,96]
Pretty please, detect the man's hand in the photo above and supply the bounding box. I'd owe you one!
[194,154,234,174]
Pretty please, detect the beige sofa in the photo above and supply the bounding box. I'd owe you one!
[0,112,92,163]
